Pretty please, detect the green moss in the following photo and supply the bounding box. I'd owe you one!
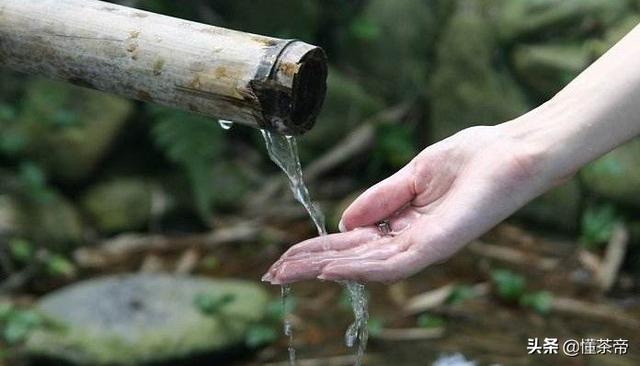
[25,276,269,366]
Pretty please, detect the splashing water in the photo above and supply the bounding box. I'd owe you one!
[218,119,234,130]
[281,285,295,366]
[261,130,369,366]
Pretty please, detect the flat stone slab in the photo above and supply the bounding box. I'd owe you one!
[25,273,269,365]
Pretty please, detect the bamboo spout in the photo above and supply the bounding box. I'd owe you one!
[0,0,327,135]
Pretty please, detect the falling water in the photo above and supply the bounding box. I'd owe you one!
[261,130,369,366]
[218,119,234,130]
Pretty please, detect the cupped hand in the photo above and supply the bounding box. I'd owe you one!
[263,125,555,284]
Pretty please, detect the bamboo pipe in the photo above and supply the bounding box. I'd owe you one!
[0,0,327,135]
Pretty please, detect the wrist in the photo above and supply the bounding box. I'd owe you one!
[498,99,580,187]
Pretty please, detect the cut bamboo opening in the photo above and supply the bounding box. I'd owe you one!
[0,0,328,135]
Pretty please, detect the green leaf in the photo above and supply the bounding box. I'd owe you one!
[367,317,384,336]
[0,302,14,321]
[17,161,54,203]
[245,324,278,348]
[1,309,43,345]
[150,107,224,222]
[520,291,552,315]
[350,16,381,40]
[373,124,417,168]
[445,285,476,305]
[45,254,76,277]
[491,269,526,302]
[416,313,446,329]
[193,293,235,316]
[580,203,620,249]
[9,238,34,263]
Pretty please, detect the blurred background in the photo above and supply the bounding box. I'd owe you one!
[1,0,640,365]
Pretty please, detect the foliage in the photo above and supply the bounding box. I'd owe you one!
[244,324,277,348]
[416,313,446,329]
[16,161,53,204]
[580,203,620,249]
[445,285,477,305]
[150,106,224,223]
[366,317,383,337]
[193,293,235,316]
[519,291,552,315]
[372,124,417,169]
[0,302,44,345]
[490,269,526,303]
[490,269,553,315]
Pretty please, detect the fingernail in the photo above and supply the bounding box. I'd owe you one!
[338,219,346,232]
[261,272,273,282]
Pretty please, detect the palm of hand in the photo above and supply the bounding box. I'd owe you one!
[263,126,546,284]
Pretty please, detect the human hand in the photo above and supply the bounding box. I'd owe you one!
[263,125,556,284]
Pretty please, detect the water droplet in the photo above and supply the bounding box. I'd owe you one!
[218,119,233,130]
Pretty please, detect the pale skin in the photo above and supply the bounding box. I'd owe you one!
[263,24,640,285]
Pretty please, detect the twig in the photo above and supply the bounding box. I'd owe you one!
[403,282,489,316]
[550,296,640,329]
[174,248,200,274]
[403,283,456,315]
[306,103,411,182]
[467,241,559,271]
[74,221,275,269]
[595,223,628,291]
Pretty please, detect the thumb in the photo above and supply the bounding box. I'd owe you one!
[340,162,416,231]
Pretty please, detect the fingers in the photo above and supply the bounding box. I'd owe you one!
[339,163,416,231]
[279,228,381,259]
[319,250,422,283]
[264,231,418,284]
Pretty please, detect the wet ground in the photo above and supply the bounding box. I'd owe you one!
[214,222,640,366]
[6,221,639,366]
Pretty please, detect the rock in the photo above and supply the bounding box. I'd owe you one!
[26,274,269,366]
[81,178,154,234]
[496,0,629,43]
[18,79,133,182]
[582,138,640,207]
[17,192,83,247]
[0,194,17,235]
[512,44,590,99]
[344,0,441,100]
[516,178,582,233]
[429,1,530,141]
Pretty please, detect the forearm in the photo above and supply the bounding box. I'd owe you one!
[503,23,640,184]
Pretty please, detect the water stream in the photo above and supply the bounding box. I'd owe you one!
[261,130,369,366]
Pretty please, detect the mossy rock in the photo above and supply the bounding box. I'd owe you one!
[0,194,17,235]
[516,178,582,233]
[512,43,590,99]
[26,274,269,366]
[429,0,529,141]
[81,178,154,234]
[344,0,441,100]
[18,79,133,182]
[582,138,640,207]
[17,192,83,247]
[496,0,630,43]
